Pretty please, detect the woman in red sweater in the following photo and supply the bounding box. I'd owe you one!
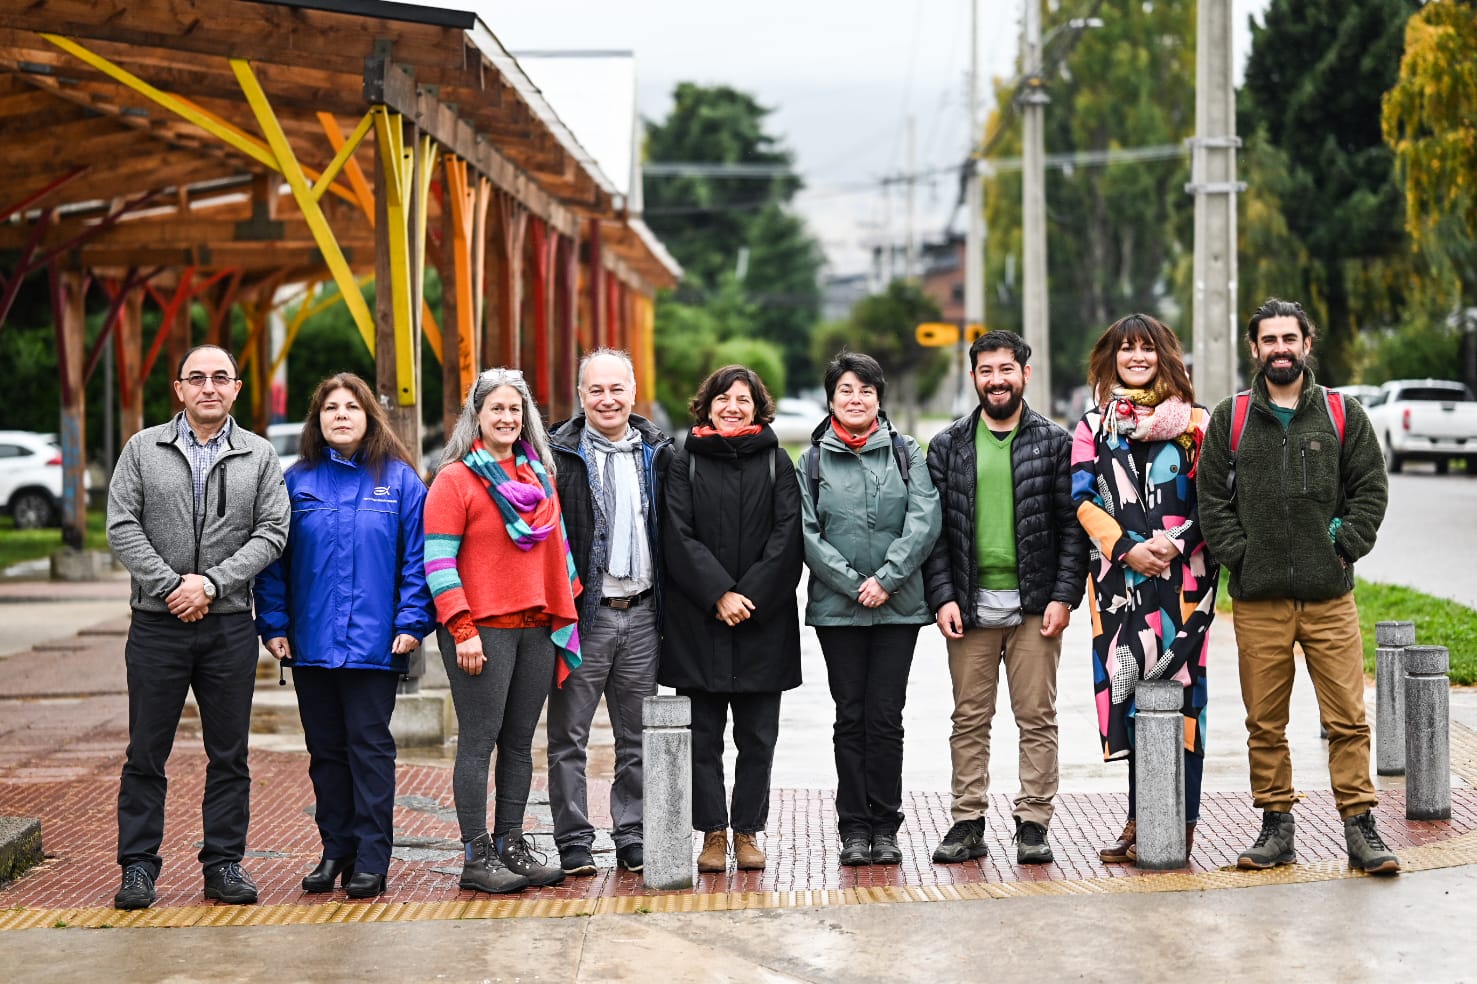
[425,367,582,893]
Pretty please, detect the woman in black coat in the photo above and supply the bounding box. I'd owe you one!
[661,364,803,874]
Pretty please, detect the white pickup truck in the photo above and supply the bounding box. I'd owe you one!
[1364,378,1477,474]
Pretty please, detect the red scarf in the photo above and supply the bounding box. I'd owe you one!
[831,416,878,450]
[690,423,763,439]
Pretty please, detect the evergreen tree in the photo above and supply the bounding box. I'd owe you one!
[1239,0,1419,383]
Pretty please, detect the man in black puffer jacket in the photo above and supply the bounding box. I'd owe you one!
[923,331,1087,866]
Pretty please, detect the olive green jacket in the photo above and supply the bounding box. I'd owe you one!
[1196,368,1387,601]
[798,422,941,626]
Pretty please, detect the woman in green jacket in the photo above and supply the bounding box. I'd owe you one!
[799,351,942,867]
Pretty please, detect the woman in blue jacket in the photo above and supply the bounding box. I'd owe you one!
[255,372,434,899]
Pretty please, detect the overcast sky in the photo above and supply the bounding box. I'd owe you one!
[456,1,1270,276]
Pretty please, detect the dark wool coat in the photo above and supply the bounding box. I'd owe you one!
[659,426,804,693]
[922,404,1088,626]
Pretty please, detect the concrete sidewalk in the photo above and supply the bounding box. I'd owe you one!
[3,572,1476,982]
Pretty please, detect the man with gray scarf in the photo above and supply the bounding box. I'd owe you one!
[547,349,674,875]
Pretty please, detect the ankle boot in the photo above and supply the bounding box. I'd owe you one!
[1099,820,1135,863]
[734,832,766,870]
[1237,810,1296,869]
[460,832,530,894]
[697,830,728,872]
[301,855,355,893]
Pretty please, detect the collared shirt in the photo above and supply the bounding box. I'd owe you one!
[177,413,233,519]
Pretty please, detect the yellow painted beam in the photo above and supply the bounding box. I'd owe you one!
[319,112,376,223]
[311,111,375,204]
[372,108,419,404]
[231,58,375,356]
[41,34,358,207]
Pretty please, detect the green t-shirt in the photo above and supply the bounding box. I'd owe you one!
[974,420,1019,589]
[1270,403,1297,429]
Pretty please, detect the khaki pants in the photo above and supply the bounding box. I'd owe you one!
[1233,594,1378,819]
[946,615,1062,827]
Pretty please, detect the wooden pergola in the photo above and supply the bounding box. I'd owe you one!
[0,0,680,547]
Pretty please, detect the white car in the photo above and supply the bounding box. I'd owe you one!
[267,422,304,471]
[770,398,827,444]
[0,430,83,529]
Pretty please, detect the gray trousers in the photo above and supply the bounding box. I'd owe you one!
[439,625,554,842]
[546,602,659,850]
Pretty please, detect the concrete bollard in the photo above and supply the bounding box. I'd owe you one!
[1404,646,1451,821]
[1375,621,1415,776]
[1133,679,1186,870]
[642,695,693,890]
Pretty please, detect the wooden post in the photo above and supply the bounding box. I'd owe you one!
[374,115,421,457]
[554,231,579,421]
[116,285,145,443]
[587,217,604,352]
[529,216,551,415]
[51,267,88,551]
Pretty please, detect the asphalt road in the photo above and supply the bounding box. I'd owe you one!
[1362,468,1477,608]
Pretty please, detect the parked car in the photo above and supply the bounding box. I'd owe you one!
[1332,384,1382,407]
[770,398,827,444]
[0,430,90,529]
[1363,379,1477,474]
[267,422,303,472]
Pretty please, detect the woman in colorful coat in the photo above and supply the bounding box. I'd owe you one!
[1070,314,1219,863]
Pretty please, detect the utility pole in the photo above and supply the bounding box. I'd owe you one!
[905,114,917,280]
[963,0,986,414]
[1020,0,1052,412]
[1189,0,1242,407]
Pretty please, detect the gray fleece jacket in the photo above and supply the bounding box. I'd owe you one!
[107,414,290,614]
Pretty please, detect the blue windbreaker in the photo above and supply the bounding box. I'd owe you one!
[255,451,433,671]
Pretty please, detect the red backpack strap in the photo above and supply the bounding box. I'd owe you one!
[1229,390,1253,453]
[1226,390,1253,496]
[1323,387,1347,445]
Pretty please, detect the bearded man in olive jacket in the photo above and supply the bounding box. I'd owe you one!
[1196,298,1397,876]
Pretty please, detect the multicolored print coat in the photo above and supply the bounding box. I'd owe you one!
[1070,403,1219,760]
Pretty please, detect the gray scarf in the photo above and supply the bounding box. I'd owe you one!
[582,425,649,580]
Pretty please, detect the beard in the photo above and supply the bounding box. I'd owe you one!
[978,381,1024,421]
[1259,352,1305,386]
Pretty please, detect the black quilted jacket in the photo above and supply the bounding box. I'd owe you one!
[922,404,1088,624]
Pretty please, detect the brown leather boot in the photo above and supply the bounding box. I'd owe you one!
[734,832,766,870]
[698,830,728,873]
[1099,820,1135,863]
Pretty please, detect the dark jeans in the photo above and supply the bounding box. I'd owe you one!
[1127,751,1206,824]
[680,689,781,834]
[815,624,920,838]
[293,666,400,875]
[117,609,259,878]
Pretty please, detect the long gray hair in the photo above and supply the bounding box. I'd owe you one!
[440,368,555,475]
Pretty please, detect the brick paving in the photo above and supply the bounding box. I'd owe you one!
[2,728,1470,910]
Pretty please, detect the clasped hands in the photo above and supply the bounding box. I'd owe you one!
[1123,533,1179,578]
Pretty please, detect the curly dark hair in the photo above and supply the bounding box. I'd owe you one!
[687,364,776,427]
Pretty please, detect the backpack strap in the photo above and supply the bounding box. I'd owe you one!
[1323,387,1347,444]
[889,426,912,487]
[1226,389,1253,496]
[804,444,820,503]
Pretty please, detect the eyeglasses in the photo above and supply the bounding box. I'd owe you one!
[178,372,238,388]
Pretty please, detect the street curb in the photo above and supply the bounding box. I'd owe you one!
[0,817,43,887]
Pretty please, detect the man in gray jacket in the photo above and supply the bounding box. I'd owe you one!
[107,345,289,910]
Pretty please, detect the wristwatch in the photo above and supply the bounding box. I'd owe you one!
[202,577,217,600]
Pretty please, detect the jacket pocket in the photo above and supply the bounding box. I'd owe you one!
[1292,434,1337,504]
